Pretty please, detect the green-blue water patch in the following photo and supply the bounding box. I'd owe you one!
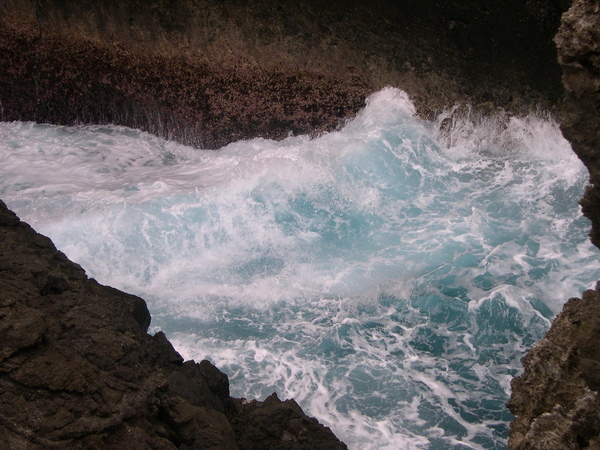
[1,88,599,449]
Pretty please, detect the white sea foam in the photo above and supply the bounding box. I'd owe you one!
[1,87,599,449]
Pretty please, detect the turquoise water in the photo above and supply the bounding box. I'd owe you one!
[1,88,599,449]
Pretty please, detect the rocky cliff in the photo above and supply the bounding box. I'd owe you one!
[0,199,346,449]
[508,0,600,448]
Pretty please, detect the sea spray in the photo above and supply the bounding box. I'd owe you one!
[1,88,598,449]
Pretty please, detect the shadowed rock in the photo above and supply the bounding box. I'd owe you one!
[0,199,346,449]
[555,0,600,249]
[0,0,567,149]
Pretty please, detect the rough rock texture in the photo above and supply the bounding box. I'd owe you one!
[508,288,600,449]
[508,0,600,448]
[0,0,568,148]
[555,0,600,249]
[0,199,346,449]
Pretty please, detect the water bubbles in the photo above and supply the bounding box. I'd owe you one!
[1,88,599,449]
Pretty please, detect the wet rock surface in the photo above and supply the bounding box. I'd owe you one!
[508,1,600,448]
[0,200,346,449]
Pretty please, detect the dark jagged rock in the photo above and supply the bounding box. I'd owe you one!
[555,0,600,249]
[508,288,600,449]
[0,199,346,449]
[508,0,600,448]
[0,0,567,149]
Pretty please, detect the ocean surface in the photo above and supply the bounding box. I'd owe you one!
[1,88,599,449]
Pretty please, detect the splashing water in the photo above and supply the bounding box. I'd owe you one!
[1,88,599,449]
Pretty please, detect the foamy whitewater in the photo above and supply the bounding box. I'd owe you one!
[1,88,599,449]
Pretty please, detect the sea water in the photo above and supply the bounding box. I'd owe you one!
[1,88,599,449]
